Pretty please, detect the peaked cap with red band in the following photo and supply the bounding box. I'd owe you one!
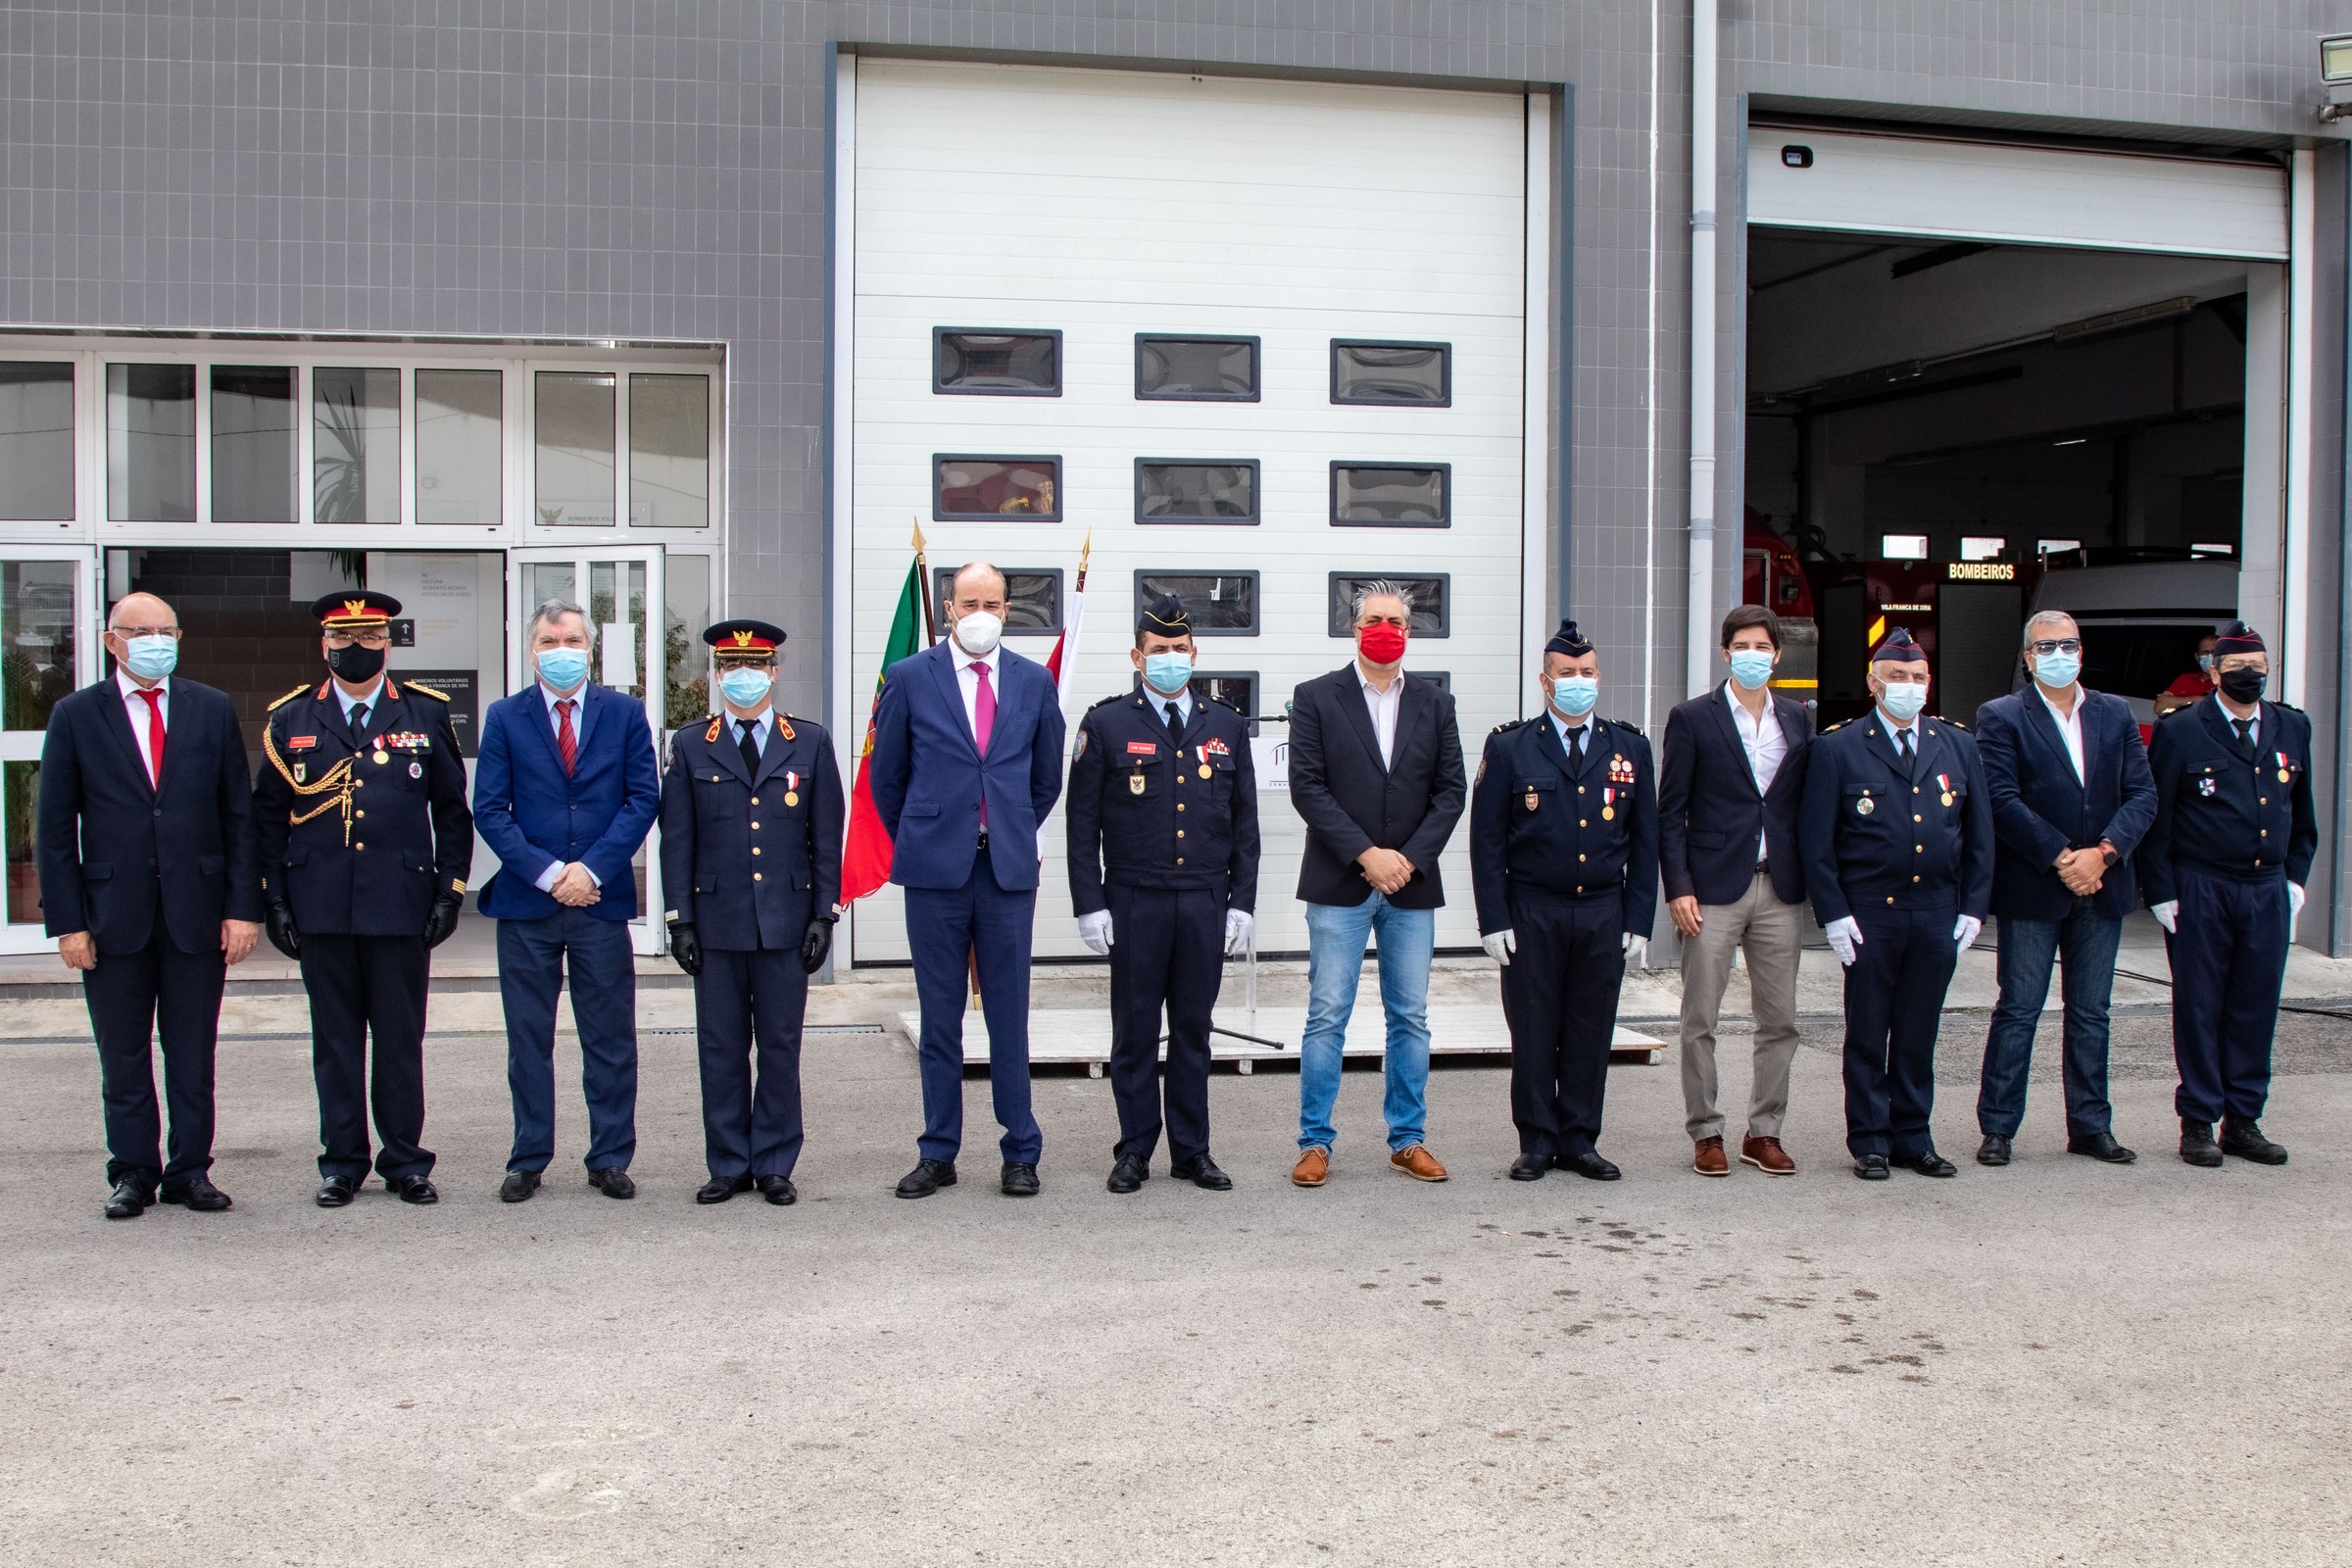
[311,589,403,628]
[703,617,788,662]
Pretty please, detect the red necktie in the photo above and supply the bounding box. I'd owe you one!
[556,699,578,777]
[136,688,165,787]
[971,663,996,827]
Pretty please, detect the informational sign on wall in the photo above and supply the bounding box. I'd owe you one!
[401,669,480,756]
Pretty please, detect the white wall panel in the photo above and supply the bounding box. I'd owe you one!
[846,60,1530,961]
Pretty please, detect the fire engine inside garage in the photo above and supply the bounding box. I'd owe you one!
[1743,128,2295,734]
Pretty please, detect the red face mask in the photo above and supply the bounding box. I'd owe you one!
[1357,623,1408,665]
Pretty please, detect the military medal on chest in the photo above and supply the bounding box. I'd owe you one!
[1600,785,1615,821]
[2276,752,2291,783]
[1857,788,1874,815]
[784,768,800,808]
[1937,771,1954,808]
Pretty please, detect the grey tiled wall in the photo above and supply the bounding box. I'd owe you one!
[0,1,2338,727]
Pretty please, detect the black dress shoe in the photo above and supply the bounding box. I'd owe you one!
[1170,1155,1233,1191]
[2180,1119,2224,1168]
[587,1166,636,1200]
[697,1174,754,1204]
[2067,1131,2137,1164]
[1106,1153,1150,1195]
[2220,1118,2288,1165]
[895,1158,956,1200]
[1557,1150,1621,1181]
[1975,1134,2012,1167]
[386,1174,438,1205]
[1507,1152,1550,1182]
[316,1174,361,1207]
[1903,1151,1958,1178]
[104,1181,151,1219]
[759,1175,798,1205]
[1853,1154,1890,1181]
[159,1174,232,1211]
[500,1169,542,1203]
[1002,1161,1041,1198]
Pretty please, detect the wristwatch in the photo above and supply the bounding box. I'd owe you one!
[2100,845,2121,869]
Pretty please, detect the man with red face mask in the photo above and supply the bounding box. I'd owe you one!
[1283,581,1467,1188]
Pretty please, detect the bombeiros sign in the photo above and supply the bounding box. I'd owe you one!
[1947,562,2016,581]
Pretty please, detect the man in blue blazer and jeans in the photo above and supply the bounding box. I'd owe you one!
[866,562,1065,1200]
[1973,611,2158,1167]
[473,598,662,1201]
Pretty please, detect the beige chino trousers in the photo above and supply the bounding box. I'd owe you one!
[1677,869,1804,1142]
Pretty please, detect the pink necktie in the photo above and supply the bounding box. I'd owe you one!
[136,689,165,786]
[971,663,996,828]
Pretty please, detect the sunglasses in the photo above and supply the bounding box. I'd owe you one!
[2028,639,2082,656]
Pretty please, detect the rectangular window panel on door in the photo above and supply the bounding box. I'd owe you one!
[106,364,197,521]
[211,367,297,523]
[1136,461,1259,525]
[1136,571,1257,636]
[535,371,618,525]
[931,566,1061,635]
[313,368,401,524]
[933,329,1061,395]
[2,559,79,930]
[1331,464,1449,527]
[934,456,1060,521]
[662,553,711,727]
[1135,335,1259,401]
[628,374,710,527]
[1190,671,1258,730]
[0,363,74,520]
[416,369,503,525]
[1328,573,1449,637]
[1331,340,1451,405]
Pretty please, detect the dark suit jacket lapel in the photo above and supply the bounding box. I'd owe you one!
[1334,667,1388,775]
[1769,693,1808,798]
[753,717,800,789]
[929,645,982,759]
[707,717,753,787]
[316,688,359,752]
[1863,718,1911,782]
[572,682,603,758]
[2195,694,2243,760]
[1704,686,1763,801]
[96,678,157,797]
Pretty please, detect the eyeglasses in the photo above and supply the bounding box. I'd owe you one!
[325,630,392,649]
[2029,639,2082,656]
[109,624,180,640]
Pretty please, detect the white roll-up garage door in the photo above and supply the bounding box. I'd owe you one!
[1747,129,2288,261]
[839,60,1534,962]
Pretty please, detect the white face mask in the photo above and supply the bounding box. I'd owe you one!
[952,611,1004,657]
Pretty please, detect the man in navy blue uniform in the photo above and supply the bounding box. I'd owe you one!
[1798,628,1992,1180]
[2139,621,2316,1168]
[660,618,844,1207]
[1971,610,2156,1168]
[1469,619,1657,1182]
[256,591,473,1207]
[1066,595,1260,1194]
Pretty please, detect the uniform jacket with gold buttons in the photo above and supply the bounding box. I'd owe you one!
[1065,682,1259,915]
[658,711,844,953]
[1468,712,1658,937]
[2138,696,2316,904]
[1797,711,1992,925]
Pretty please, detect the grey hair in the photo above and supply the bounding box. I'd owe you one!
[2020,610,2078,650]
[1349,578,1413,621]
[528,597,595,647]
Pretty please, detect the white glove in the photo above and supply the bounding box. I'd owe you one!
[1621,933,1648,967]
[2151,901,2179,934]
[1825,916,1862,967]
[1223,907,1254,956]
[1954,913,1983,953]
[2288,882,2305,943]
[1482,929,1516,966]
[1078,908,1113,955]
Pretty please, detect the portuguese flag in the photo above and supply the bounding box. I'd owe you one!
[840,534,929,904]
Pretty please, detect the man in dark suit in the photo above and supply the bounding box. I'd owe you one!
[866,561,1066,1200]
[1659,604,1812,1179]
[1799,628,1993,1180]
[39,591,262,1220]
[255,591,474,1208]
[1066,594,1260,1195]
[660,618,843,1207]
[1470,619,1657,1182]
[2139,621,2316,1168]
[1972,611,2157,1168]
[473,598,662,1203]
[1284,579,1466,1189]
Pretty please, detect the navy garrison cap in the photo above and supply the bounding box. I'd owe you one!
[2213,620,2265,658]
[1871,626,1928,664]
[1139,594,1191,637]
[1544,618,1593,657]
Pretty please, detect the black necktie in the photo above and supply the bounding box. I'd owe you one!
[2232,717,2254,759]
[349,702,368,737]
[1898,728,1915,775]
[1165,701,1185,752]
[1567,724,1585,769]
[737,718,761,776]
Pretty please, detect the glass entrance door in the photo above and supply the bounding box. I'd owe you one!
[1,549,98,956]
[509,547,666,956]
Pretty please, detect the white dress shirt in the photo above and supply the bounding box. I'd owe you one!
[533,679,601,892]
[2036,684,2086,782]
[1355,663,1403,768]
[115,669,169,782]
[954,643,1004,747]
[2213,693,2258,749]
[1724,682,1787,864]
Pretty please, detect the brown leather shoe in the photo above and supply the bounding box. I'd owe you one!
[1290,1146,1330,1188]
[1692,1136,1729,1177]
[1740,1135,1796,1175]
[1389,1144,1448,1182]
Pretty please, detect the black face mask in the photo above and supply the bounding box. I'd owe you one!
[326,643,385,684]
[2218,666,2266,705]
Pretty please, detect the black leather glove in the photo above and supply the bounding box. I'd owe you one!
[264,900,301,961]
[800,916,835,975]
[421,894,463,951]
[669,921,704,977]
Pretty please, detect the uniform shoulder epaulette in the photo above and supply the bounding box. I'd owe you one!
[1612,720,1644,737]
[1207,692,1246,715]
[1822,718,1850,733]
[1087,692,1124,710]
[2275,700,2306,714]
[1491,716,1534,735]
[267,685,310,711]
[1935,715,1969,732]
[402,680,450,702]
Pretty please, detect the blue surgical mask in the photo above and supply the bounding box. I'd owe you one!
[2033,651,2082,690]
[717,666,773,709]
[1142,652,1193,696]
[1727,650,1775,691]
[1879,681,1929,722]
[1549,675,1599,718]
[2197,652,2215,674]
[121,634,178,682]
[536,646,591,693]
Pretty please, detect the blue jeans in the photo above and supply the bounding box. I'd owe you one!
[1977,907,2124,1138]
[1298,895,1435,1152]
